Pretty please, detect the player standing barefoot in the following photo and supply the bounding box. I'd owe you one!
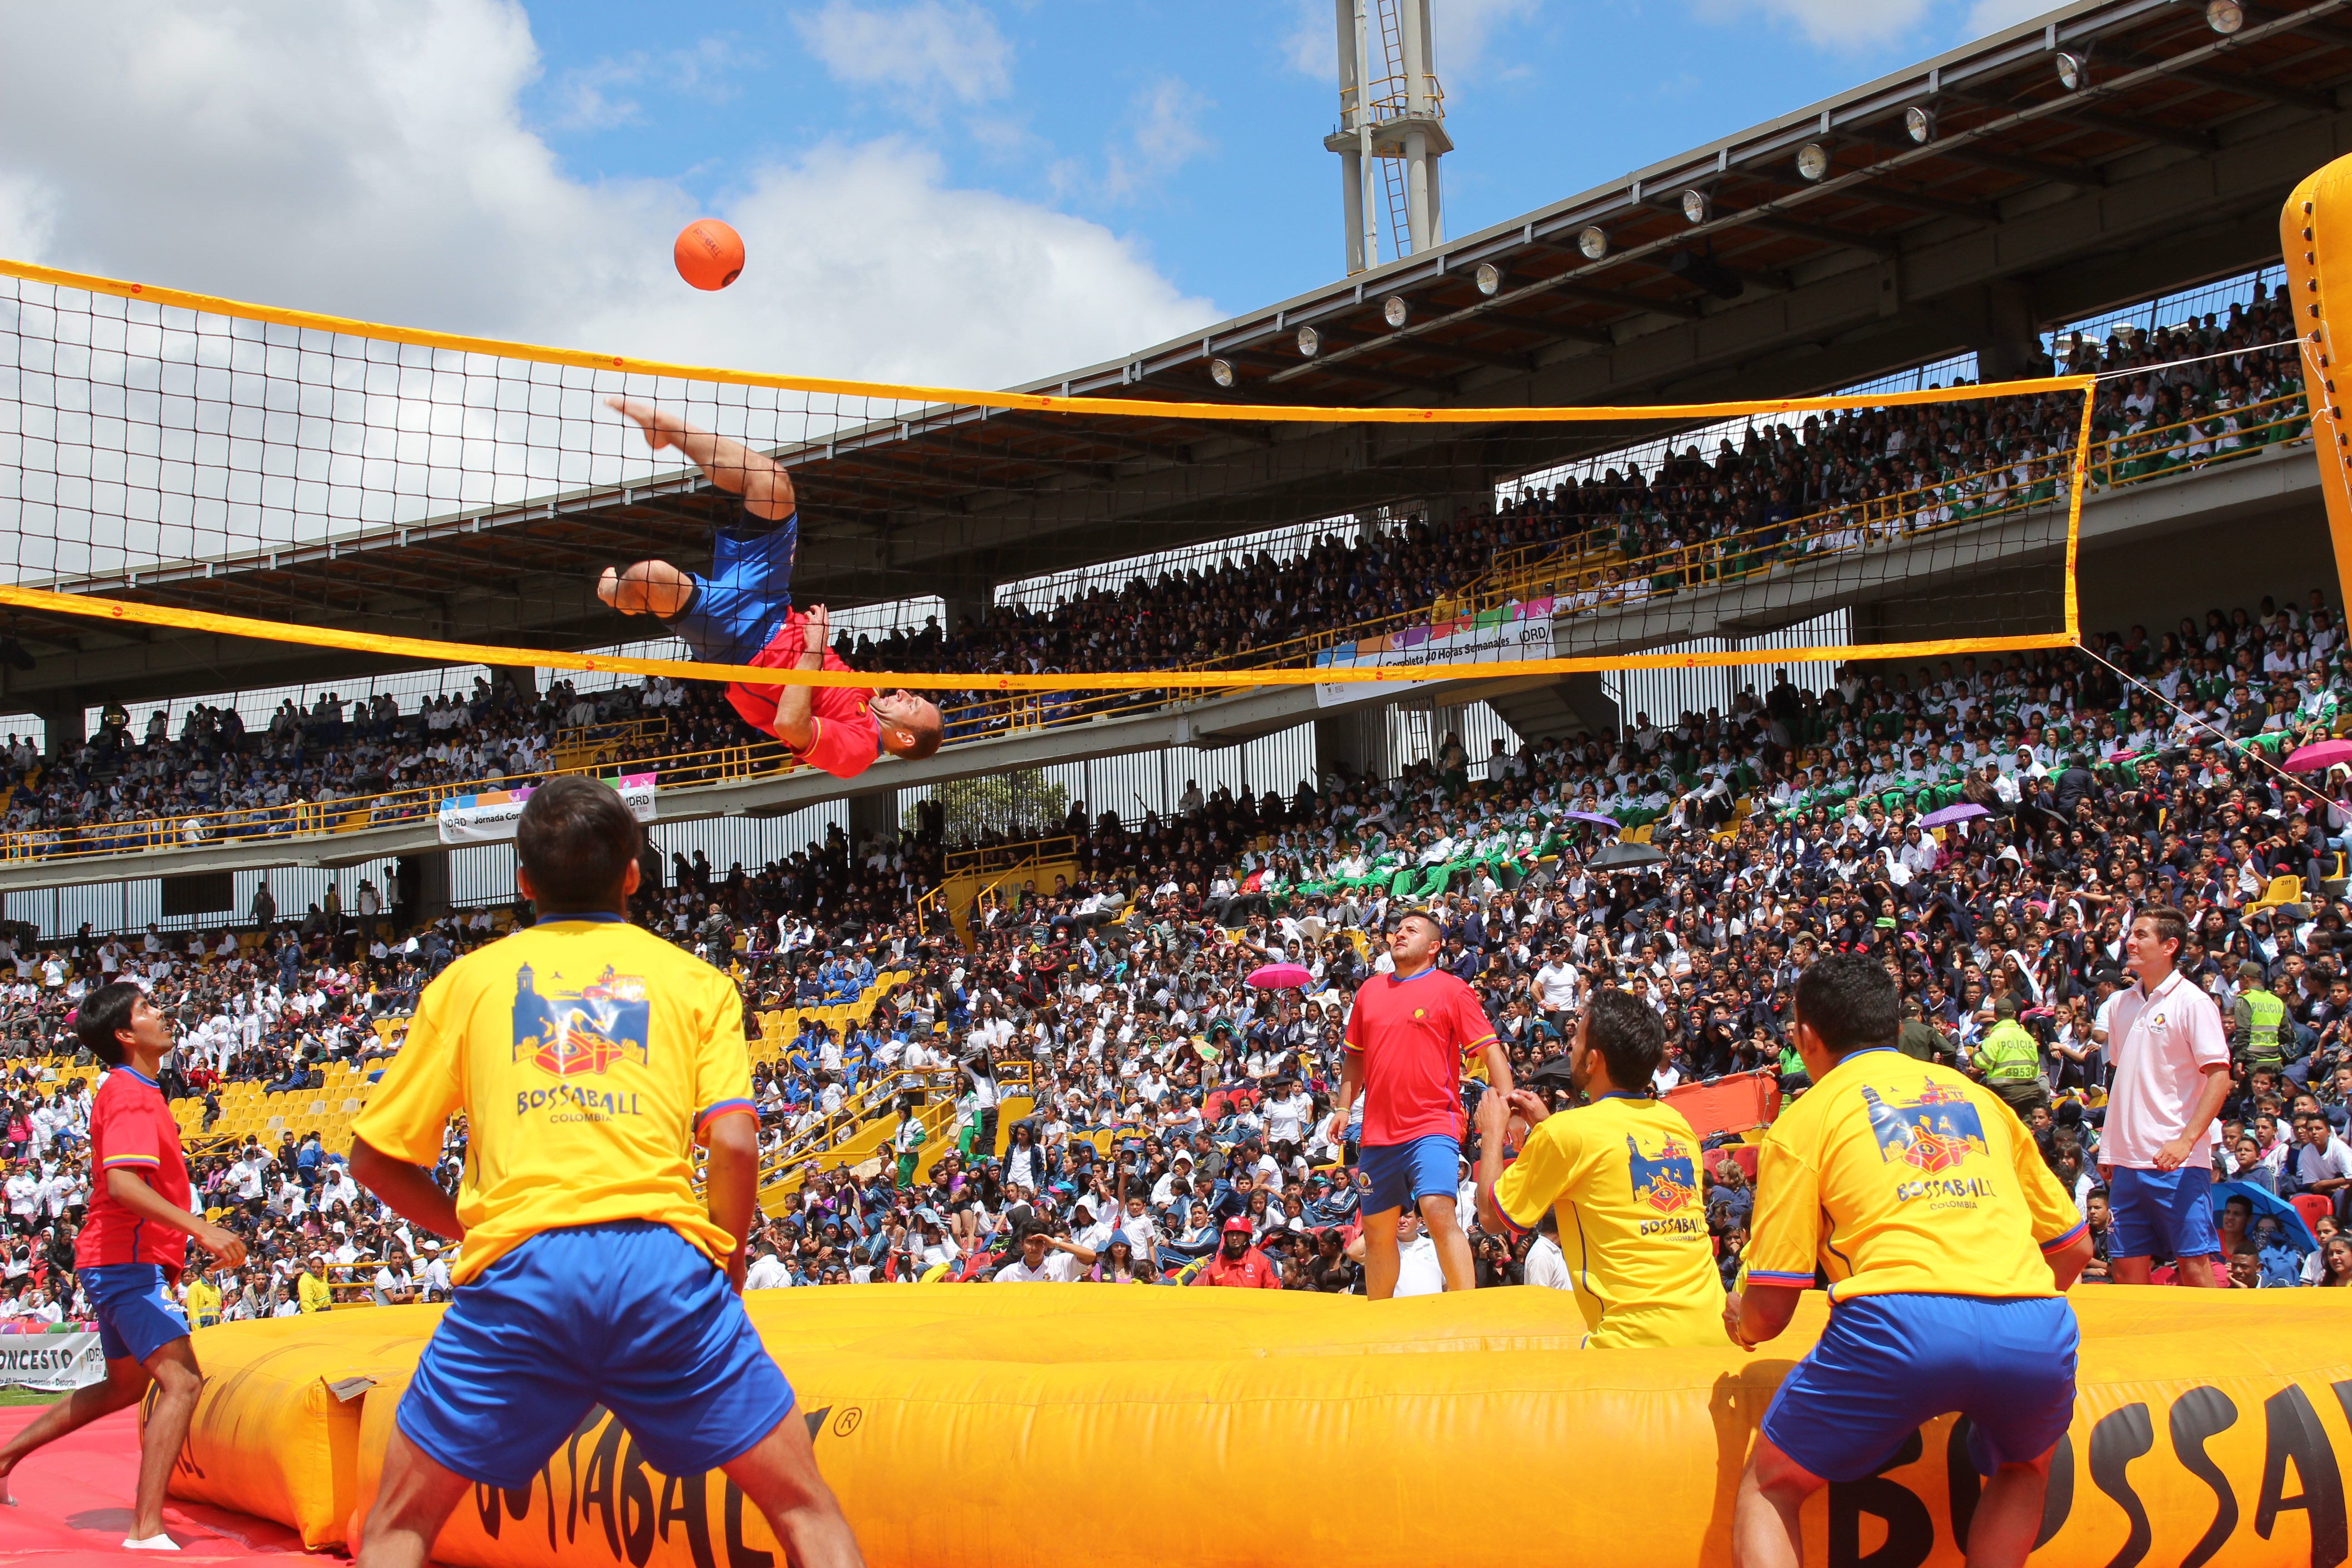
[1725,954,2092,1568]
[1327,909,1512,1297]
[0,983,249,1548]
[598,397,941,776]
[1474,990,1724,1347]
[348,777,862,1568]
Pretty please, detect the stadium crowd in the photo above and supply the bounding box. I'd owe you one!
[4,558,2352,1318]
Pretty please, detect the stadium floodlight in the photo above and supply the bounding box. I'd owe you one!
[1382,294,1410,328]
[1905,105,1936,143]
[1795,142,1831,181]
[2205,0,2244,31]
[2054,51,2088,90]
[1474,261,1504,295]
[1576,225,1609,260]
[1208,357,1236,388]
[1679,188,1710,225]
[1296,325,1321,357]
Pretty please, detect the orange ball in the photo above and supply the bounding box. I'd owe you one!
[674,219,745,291]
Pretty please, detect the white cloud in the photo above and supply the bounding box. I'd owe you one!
[0,172,57,261]
[550,56,651,130]
[0,0,1214,392]
[1963,0,2061,40]
[1279,0,1542,81]
[1101,79,1216,201]
[791,0,1013,118]
[1686,0,1936,49]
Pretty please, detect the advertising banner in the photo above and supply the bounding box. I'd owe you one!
[0,1330,106,1390]
[1313,600,1555,706]
[438,774,656,846]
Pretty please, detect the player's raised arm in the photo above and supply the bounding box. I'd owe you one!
[608,397,795,521]
[768,603,829,754]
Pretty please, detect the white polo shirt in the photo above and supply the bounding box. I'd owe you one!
[2102,969,2229,1170]
[995,1250,1084,1283]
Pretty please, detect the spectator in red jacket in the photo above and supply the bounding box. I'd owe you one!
[1191,1216,1282,1289]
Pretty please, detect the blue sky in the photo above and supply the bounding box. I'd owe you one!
[1,0,2048,388]
[515,0,2048,315]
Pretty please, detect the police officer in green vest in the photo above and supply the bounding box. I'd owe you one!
[2231,961,2288,1074]
[1971,995,2049,1120]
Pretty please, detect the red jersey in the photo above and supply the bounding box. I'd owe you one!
[1344,967,1497,1146]
[727,609,883,779]
[1193,1247,1284,1289]
[77,1065,194,1279]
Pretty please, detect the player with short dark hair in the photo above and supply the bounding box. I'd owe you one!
[0,981,247,1547]
[1327,909,1513,1297]
[348,776,863,1568]
[598,397,941,775]
[1475,989,1723,1346]
[1725,954,2091,1568]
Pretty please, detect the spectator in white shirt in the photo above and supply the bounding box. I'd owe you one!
[992,1224,1097,1282]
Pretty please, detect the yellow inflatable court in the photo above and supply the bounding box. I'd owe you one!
[155,1286,2348,1568]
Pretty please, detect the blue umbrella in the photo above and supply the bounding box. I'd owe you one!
[2210,1180,2318,1250]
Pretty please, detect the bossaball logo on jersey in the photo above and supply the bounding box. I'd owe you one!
[510,962,651,1078]
[1862,1081,1989,1174]
[1625,1132,1697,1215]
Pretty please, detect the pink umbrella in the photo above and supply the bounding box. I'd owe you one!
[1247,963,1314,990]
[2285,738,2352,774]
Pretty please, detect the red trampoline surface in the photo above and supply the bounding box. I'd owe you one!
[0,1405,311,1566]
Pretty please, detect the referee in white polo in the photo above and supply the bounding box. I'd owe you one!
[2100,905,2231,1287]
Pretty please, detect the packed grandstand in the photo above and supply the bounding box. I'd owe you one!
[8,460,2352,1311]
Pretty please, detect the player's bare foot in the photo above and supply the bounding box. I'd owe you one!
[599,561,695,618]
[606,396,684,452]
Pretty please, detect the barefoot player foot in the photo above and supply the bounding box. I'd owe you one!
[598,560,695,618]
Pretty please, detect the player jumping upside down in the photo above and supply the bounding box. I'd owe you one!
[598,397,943,777]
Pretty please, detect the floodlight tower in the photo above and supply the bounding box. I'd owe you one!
[1325,0,1450,274]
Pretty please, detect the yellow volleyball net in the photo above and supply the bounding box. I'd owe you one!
[0,255,2098,712]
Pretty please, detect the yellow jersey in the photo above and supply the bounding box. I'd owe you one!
[298,1270,333,1313]
[1744,1046,2086,1303]
[1493,1093,1725,1348]
[352,915,754,1285]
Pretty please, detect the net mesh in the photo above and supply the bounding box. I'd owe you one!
[0,257,2098,724]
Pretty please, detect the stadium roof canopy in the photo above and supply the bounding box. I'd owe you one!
[4,0,2341,720]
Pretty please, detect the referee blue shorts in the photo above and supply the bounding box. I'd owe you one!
[2107,1165,2221,1261]
[1762,1293,2078,1484]
[397,1220,794,1489]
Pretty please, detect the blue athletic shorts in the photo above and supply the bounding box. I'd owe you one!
[1353,1134,1461,1214]
[397,1221,794,1488]
[2107,1164,2220,1260]
[83,1263,188,1365]
[667,513,800,667]
[1762,1294,2078,1484]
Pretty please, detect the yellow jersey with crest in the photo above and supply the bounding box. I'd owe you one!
[1742,1046,2086,1302]
[353,915,753,1285]
[1493,1093,1725,1347]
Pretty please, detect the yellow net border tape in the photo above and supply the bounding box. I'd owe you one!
[0,255,2094,688]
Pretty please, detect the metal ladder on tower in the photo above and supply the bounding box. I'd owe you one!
[1373,0,1413,258]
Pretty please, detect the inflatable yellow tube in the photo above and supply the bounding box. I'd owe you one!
[165,1287,2350,1567]
[2285,150,2352,614]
